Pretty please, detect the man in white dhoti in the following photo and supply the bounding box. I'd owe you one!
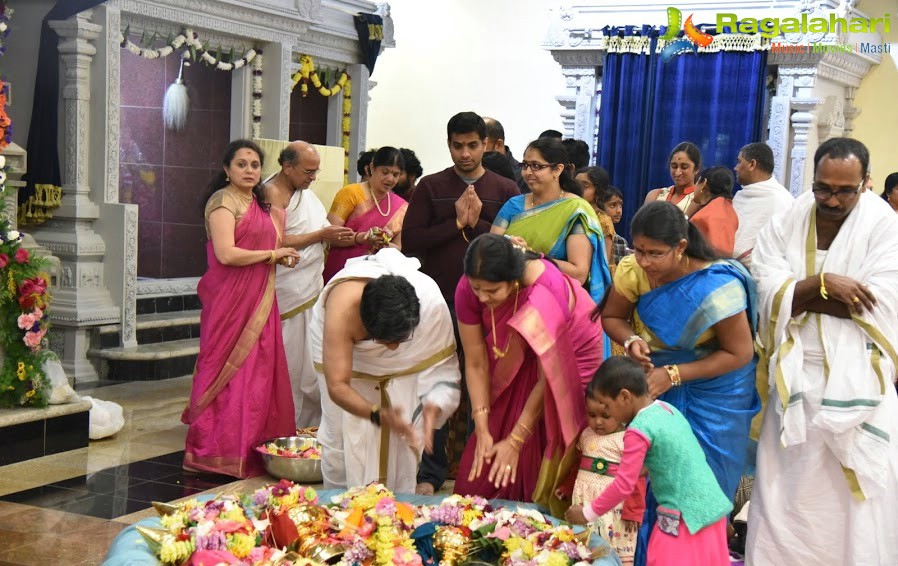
[748,137,898,565]
[310,248,461,493]
[264,141,353,428]
[732,142,795,268]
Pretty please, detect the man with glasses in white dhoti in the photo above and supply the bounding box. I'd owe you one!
[264,140,354,428]
[748,137,898,564]
[310,248,461,492]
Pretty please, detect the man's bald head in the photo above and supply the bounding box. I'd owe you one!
[279,140,320,191]
[483,117,506,153]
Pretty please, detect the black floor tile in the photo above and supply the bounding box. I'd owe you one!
[145,451,185,466]
[49,472,145,495]
[154,470,234,491]
[123,480,204,503]
[55,493,152,520]
[0,485,88,507]
[95,460,182,482]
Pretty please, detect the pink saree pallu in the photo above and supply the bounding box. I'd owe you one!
[183,201,295,478]
[323,192,407,283]
[455,265,602,515]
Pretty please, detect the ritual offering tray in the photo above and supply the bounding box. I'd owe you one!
[256,435,323,483]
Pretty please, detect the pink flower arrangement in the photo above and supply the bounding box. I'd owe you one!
[0,252,7,268]
[14,247,28,264]
[23,328,45,351]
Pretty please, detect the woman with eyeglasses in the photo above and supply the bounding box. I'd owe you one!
[644,141,702,214]
[452,234,603,516]
[598,201,759,564]
[689,166,739,256]
[323,146,408,282]
[491,138,612,314]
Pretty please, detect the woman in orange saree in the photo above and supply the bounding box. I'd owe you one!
[183,140,298,478]
[453,234,603,516]
[323,146,408,282]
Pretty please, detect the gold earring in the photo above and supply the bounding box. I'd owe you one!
[677,253,683,262]
[226,175,230,182]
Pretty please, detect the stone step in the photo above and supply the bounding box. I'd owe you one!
[0,400,91,465]
[87,338,199,381]
[96,310,202,348]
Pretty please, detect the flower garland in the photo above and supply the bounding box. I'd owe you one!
[119,27,257,71]
[0,2,11,56]
[251,51,263,139]
[291,54,352,183]
[0,155,53,408]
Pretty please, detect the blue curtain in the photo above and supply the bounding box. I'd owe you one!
[598,41,767,241]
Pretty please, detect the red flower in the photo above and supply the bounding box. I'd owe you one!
[0,253,7,269]
[14,248,29,264]
[18,294,36,311]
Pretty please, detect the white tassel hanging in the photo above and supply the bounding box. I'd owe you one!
[163,54,189,131]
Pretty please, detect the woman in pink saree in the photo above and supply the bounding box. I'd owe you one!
[183,140,299,478]
[323,146,407,282]
[453,234,604,515]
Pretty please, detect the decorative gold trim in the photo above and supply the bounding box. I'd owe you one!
[281,294,319,321]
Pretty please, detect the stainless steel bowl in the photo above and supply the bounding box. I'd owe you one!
[255,435,323,483]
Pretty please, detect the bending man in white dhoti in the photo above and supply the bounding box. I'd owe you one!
[264,141,353,428]
[748,137,898,565]
[732,141,794,268]
[310,248,461,493]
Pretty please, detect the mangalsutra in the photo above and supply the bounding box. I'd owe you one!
[368,183,391,217]
[489,282,520,359]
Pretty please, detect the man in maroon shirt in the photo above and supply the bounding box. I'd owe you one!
[402,111,519,494]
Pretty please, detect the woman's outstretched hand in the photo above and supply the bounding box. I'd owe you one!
[468,430,495,482]
[486,439,520,489]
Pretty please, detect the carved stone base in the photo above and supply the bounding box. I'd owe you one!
[56,327,103,384]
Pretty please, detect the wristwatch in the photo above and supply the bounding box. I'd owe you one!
[369,405,381,427]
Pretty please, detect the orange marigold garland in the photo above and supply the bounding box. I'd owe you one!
[291,55,351,184]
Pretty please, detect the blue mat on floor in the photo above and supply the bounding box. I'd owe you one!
[102,490,622,565]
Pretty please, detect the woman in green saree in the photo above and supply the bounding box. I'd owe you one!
[491,137,612,357]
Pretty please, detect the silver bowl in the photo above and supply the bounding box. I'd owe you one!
[255,435,323,483]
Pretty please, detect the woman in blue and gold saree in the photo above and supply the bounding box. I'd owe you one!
[492,138,613,357]
[600,201,760,566]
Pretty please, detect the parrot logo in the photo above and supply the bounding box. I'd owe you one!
[660,7,714,62]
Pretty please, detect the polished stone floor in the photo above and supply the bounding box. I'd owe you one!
[0,376,259,565]
[0,375,454,565]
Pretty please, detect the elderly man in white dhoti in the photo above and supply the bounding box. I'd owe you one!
[264,141,354,428]
[731,141,795,267]
[747,137,898,565]
[309,248,461,492]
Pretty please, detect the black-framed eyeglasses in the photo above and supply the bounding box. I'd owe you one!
[811,180,863,200]
[633,246,676,261]
[521,161,556,171]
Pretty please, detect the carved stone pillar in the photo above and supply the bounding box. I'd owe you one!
[32,10,119,383]
[788,98,821,197]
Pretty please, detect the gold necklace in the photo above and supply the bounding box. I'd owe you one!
[529,189,564,208]
[226,185,253,205]
[367,182,391,217]
[489,282,520,359]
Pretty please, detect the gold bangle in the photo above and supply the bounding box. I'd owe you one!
[455,218,465,230]
[819,272,829,300]
[516,422,532,436]
[665,364,682,387]
[510,432,526,446]
[507,436,522,452]
[472,406,490,417]
[266,250,276,264]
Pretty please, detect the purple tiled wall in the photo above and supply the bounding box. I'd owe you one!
[289,86,328,144]
[119,49,231,279]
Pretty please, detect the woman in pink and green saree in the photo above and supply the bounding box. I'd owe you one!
[182,140,298,478]
[453,234,604,517]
